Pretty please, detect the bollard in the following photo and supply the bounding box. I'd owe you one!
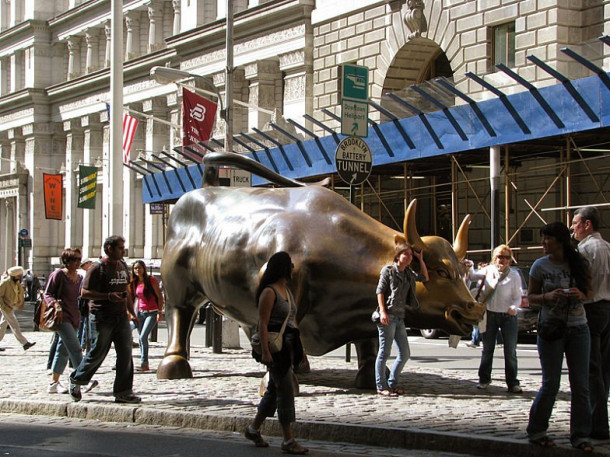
[345,343,351,362]
[212,312,223,354]
[205,303,214,347]
[150,320,158,342]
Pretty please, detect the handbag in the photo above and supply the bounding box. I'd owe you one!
[251,288,291,354]
[371,306,380,323]
[251,313,289,354]
[38,271,65,332]
[537,279,571,341]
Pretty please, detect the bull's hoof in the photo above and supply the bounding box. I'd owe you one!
[156,355,193,379]
[355,365,376,389]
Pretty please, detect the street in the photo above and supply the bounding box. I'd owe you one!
[0,414,476,457]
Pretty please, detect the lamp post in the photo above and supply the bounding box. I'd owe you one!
[149,66,225,118]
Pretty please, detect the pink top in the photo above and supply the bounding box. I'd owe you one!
[135,276,159,311]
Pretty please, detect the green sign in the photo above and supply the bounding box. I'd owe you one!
[341,64,368,101]
[78,165,98,209]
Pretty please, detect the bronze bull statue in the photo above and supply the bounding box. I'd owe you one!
[158,152,484,388]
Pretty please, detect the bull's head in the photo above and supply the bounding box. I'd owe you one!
[403,200,485,335]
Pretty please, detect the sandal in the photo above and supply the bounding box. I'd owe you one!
[281,439,309,455]
[529,436,556,447]
[391,388,407,395]
[377,389,398,397]
[575,442,594,453]
[244,426,269,448]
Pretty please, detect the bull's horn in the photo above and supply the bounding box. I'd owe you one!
[453,214,471,261]
[404,199,424,251]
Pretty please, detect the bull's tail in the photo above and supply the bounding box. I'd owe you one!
[203,151,330,188]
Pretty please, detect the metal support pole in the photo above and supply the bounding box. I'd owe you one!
[490,146,501,250]
[225,0,233,154]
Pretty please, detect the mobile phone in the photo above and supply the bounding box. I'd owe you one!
[562,288,570,293]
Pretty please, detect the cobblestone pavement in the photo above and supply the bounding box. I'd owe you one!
[1,322,609,456]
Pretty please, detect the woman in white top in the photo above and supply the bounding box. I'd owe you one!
[468,244,523,393]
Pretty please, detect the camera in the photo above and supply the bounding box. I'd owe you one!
[562,288,570,293]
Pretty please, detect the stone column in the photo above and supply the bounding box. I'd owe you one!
[10,50,23,91]
[81,114,103,259]
[279,50,313,121]
[22,122,58,272]
[172,0,181,35]
[63,120,84,248]
[141,98,169,260]
[125,11,141,60]
[245,60,281,129]
[104,21,111,68]
[67,36,81,80]
[0,57,8,96]
[147,1,164,53]
[85,29,100,74]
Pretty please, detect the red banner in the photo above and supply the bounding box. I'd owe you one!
[43,173,63,220]
[182,88,218,146]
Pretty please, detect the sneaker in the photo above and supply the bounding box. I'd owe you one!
[69,379,82,402]
[84,380,99,393]
[465,342,479,348]
[477,382,491,390]
[23,342,36,351]
[507,385,523,394]
[47,381,68,394]
[115,393,141,404]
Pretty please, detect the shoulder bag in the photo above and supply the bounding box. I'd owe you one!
[38,270,65,332]
[537,278,571,341]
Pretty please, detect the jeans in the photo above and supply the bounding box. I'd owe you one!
[47,333,59,370]
[584,301,610,437]
[257,365,296,424]
[51,322,83,376]
[70,312,135,397]
[479,311,519,388]
[137,310,158,366]
[77,315,89,349]
[375,314,410,391]
[527,324,592,447]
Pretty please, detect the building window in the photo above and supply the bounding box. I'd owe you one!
[493,22,515,68]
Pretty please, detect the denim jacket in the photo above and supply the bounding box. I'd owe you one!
[376,264,423,319]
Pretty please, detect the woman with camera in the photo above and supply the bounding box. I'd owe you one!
[526,222,593,452]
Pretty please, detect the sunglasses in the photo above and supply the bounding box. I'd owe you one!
[71,257,82,262]
[496,255,511,260]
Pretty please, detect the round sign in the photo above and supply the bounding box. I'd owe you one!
[335,136,372,186]
[19,228,28,238]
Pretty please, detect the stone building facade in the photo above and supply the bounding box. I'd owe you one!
[0,0,607,274]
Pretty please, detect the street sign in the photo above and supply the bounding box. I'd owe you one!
[149,203,166,215]
[341,64,369,138]
[341,99,369,137]
[335,136,372,186]
[341,64,368,101]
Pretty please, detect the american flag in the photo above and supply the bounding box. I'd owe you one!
[122,113,139,163]
[106,104,139,163]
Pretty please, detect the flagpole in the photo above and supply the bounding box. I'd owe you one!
[108,0,124,239]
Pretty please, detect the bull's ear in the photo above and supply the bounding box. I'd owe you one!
[404,199,424,251]
[394,234,407,246]
[453,214,471,261]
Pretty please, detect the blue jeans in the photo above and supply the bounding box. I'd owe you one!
[70,312,135,397]
[527,324,592,447]
[137,310,158,366]
[479,311,519,388]
[375,314,410,391]
[51,322,83,376]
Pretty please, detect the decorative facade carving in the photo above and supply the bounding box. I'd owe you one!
[404,0,427,39]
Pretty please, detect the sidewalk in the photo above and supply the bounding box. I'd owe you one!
[1,310,609,456]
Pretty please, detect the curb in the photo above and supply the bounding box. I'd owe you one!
[0,399,595,456]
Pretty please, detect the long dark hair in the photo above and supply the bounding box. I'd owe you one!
[541,222,590,294]
[255,252,293,306]
[130,260,155,300]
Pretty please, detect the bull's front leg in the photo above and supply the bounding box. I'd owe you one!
[157,305,198,379]
[354,338,378,389]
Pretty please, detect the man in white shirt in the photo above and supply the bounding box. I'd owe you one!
[571,206,610,440]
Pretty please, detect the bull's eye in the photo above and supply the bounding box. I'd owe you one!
[436,269,450,279]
